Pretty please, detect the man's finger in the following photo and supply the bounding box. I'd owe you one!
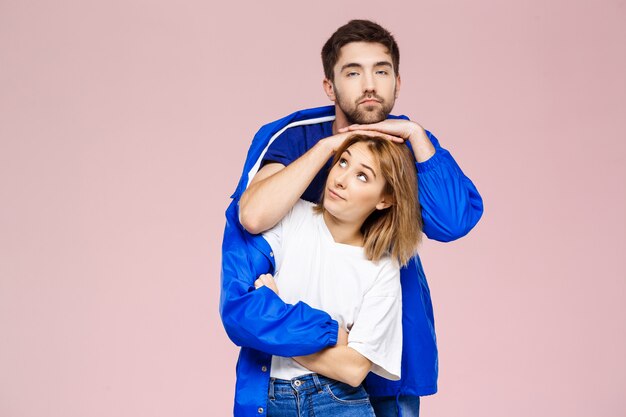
[351,129,404,143]
[347,123,407,140]
[380,133,405,143]
[347,123,380,131]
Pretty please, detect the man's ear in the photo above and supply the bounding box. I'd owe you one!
[395,74,402,99]
[323,78,336,102]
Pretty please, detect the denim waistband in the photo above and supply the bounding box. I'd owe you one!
[269,373,338,396]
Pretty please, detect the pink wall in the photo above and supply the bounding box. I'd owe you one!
[1,0,624,416]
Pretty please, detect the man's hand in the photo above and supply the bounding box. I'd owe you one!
[322,129,404,153]
[339,119,423,141]
[254,273,280,295]
[339,119,436,163]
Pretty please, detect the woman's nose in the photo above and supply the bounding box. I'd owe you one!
[334,173,346,188]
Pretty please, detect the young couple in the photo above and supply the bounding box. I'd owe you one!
[220,20,484,417]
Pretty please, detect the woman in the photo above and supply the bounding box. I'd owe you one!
[240,134,423,417]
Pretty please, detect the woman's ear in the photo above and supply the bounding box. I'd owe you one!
[323,78,336,102]
[376,195,394,211]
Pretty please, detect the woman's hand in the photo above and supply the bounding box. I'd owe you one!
[254,273,279,295]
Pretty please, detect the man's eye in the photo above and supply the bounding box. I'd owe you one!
[346,72,359,77]
[357,173,368,182]
[376,70,388,75]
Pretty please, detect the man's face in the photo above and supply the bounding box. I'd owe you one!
[326,42,400,125]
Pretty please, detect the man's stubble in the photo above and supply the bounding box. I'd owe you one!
[333,84,396,125]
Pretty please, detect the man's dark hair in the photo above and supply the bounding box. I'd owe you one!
[321,19,400,81]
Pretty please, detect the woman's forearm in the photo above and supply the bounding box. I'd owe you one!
[293,345,372,388]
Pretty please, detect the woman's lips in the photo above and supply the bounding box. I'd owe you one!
[327,188,345,200]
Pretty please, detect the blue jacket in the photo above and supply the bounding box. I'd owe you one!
[220,106,483,416]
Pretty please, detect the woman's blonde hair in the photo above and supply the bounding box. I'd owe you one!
[317,134,422,266]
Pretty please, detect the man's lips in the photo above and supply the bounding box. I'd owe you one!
[359,97,381,105]
[327,188,345,200]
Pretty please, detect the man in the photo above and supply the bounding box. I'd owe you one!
[221,20,483,417]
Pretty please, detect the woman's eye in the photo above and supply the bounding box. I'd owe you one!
[357,173,368,182]
[339,159,347,167]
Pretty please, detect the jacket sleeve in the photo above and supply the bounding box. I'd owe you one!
[416,130,484,242]
[219,199,339,357]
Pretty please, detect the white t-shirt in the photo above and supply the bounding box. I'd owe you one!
[261,199,402,381]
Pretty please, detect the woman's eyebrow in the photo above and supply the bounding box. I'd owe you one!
[344,150,377,178]
[359,163,376,179]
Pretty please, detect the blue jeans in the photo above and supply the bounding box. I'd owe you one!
[370,395,420,417]
[267,373,376,417]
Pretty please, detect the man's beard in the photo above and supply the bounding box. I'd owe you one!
[334,86,395,125]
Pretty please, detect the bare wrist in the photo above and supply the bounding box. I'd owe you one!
[408,122,427,143]
[319,137,340,154]
[408,125,436,163]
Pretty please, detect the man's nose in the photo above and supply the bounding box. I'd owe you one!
[362,72,375,93]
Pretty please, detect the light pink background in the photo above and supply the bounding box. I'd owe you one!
[1,0,624,416]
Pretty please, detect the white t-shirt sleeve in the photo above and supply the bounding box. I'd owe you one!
[347,260,403,380]
[260,199,314,269]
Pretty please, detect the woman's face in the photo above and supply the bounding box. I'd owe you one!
[323,141,391,224]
